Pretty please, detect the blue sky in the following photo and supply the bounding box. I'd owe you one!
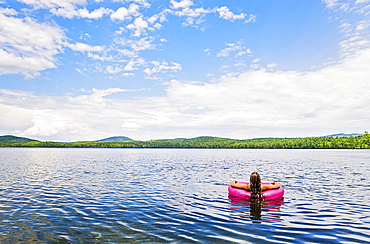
[0,0,369,141]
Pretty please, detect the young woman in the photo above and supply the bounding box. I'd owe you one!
[230,172,280,200]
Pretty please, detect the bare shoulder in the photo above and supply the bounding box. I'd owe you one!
[231,181,250,191]
[261,182,280,191]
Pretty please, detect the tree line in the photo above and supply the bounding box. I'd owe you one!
[1,133,369,149]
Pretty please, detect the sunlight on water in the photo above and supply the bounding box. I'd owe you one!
[0,148,369,243]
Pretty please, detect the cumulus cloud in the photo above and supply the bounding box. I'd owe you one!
[114,37,156,52]
[216,41,251,57]
[16,0,112,19]
[162,48,370,137]
[0,8,66,78]
[110,3,140,21]
[169,6,210,19]
[166,3,251,28]
[1,46,369,140]
[51,6,112,19]
[68,42,104,52]
[123,58,146,71]
[126,16,149,36]
[170,0,194,9]
[217,6,246,21]
[144,61,182,75]
[113,0,150,8]
[118,49,138,57]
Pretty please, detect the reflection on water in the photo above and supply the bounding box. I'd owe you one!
[0,148,370,243]
[229,195,284,223]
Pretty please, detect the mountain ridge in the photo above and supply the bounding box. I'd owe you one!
[94,136,133,142]
[0,132,366,144]
[0,135,39,144]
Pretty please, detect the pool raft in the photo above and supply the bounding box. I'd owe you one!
[228,182,284,200]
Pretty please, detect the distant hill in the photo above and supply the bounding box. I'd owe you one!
[325,133,364,138]
[155,136,234,142]
[185,136,233,141]
[95,136,133,142]
[0,135,38,144]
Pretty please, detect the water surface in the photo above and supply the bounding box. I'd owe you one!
[0,148,369,243]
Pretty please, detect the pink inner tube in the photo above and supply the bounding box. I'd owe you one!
[228,182,284,200]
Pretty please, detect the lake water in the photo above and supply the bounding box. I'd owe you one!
[0,148,369,243]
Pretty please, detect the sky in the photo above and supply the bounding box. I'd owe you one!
[0,0,369,142]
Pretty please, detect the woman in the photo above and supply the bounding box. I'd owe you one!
[231,172,280,201]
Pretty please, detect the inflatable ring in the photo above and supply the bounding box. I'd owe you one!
[228,182,284,200]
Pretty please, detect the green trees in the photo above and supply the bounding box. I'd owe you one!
[0,134,369,149]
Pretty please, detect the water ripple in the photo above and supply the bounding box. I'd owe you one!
[0,148,370,243]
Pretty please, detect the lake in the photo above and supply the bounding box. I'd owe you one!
[0,148,369,243]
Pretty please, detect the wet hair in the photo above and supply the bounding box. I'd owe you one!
[249,172,263,201]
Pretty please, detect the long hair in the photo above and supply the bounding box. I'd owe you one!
[250,172,263,201]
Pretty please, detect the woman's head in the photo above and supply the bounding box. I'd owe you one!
[249,172,262,201]
[250,172,261,185]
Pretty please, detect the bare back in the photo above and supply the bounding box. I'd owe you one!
[230,181,280,191]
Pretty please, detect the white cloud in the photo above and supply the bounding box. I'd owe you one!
[106,65,124,74]
[124,58,146,71]
[68,42,104,52]
[356,20,370,31]
[322,0,339,9]
[144,61,182,75]
[87,53,114,61]
[162,49,370,137]
[216,41,251,57]
[115,37,156,51]
[22,110,92,137]
[339,22,352,33]
[217,6,246,21]
[1,0,370,140]
[68,88,131,105]
[77,7,112,19]
[0,9,65,78]
[110,3,140,21]
[121,122,140,130]
[244,14,257,23]
[169,6,210,18]
[51,7,112,19]
[323,1,370,60]
[167,6,212,28]
[113,0,150,8]
[164,2,255,28]
[0,8,18,15]
[355,0,370,3]
[126,16,149,36]
[1,47,369,140]
[323,0,370,12]
[15,0,85,9]
[16,0,111,19]
[148,12,167,24]
[170,0,193,9]
[339,36,370,57]
[118,49,138,57]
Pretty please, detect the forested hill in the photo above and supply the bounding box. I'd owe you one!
[0,133,369,149]
[94,136,133,142]
[0,135,39,145]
